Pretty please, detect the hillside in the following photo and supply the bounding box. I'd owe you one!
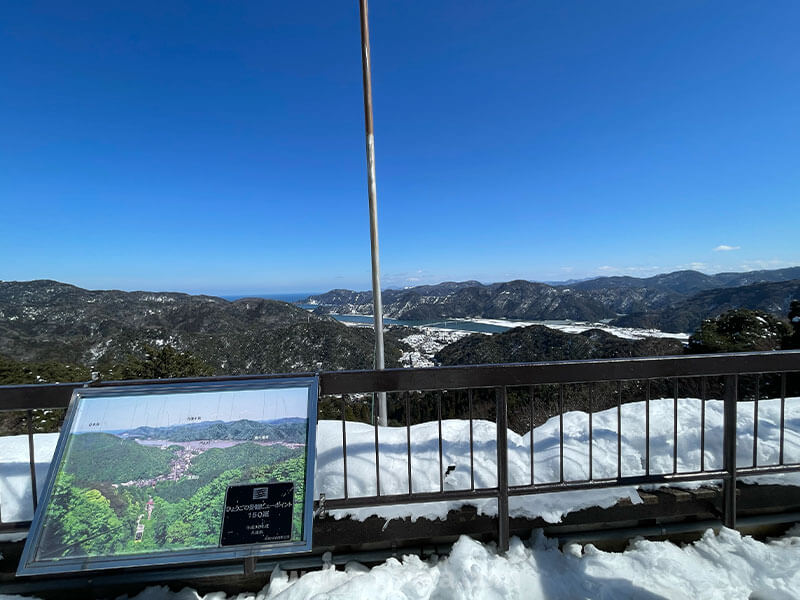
[0,280,409,373]
[308,280,614,321]
[123,418,307,444]
[435,325,684,366]
[64,433,174,483]
[305,267,800,328]
[611,279,800,333]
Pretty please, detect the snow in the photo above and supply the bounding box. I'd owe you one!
[2,396,799,525]
[315,395,800,523]
[2,395,800,599]
[399,328,473,368]
[327,311,689,340]
[4,528,800,599]
[461,318,691,340]
[0,433,58,522]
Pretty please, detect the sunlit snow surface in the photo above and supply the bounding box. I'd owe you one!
[3,528,800,599]
[2,397,799,524]
[2,397,800,599]
[315,396,800,523]
[462,317,691,340]
[0,433,57,524]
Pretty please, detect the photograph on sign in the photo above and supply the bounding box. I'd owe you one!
[18,377,317,576]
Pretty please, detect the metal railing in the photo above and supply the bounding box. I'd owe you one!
[2,351,800,552]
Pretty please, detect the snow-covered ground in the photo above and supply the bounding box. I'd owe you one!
[3,397,799,525]
[398,328,474,368]
[331,312,690,340]
[330,313,690,342]
[263,528,800,600]
[316,395,800,523]
[461,317,690,340]
[394,317,688,369]
[2,395,800,599]
[0,433,58,523]
[3,528,800,599]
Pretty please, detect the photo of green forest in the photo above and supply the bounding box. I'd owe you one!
[31,389,310,563]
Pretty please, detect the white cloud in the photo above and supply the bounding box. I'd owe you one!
[713,245,740,252]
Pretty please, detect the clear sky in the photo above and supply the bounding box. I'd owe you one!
[72,387,309,432]
[1,1,798,295]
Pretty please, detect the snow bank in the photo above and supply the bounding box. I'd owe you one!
[315,396,800,523]
[3,528,800,599]
[0,433,58,522]
[1,397,799,526]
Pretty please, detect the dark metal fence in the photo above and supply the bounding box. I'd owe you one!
[2,351,800,552]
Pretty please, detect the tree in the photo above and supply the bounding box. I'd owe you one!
[687,308,791,354]
[114,344,214,380]
[0,356,89,434]
[784,300,800,350]
[42,476,127,558]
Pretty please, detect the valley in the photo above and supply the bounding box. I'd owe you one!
[0,266,798,386]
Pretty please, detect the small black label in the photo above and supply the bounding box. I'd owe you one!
[219,482,294,547]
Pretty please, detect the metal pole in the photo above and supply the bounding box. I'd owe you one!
[495,386,510,553]
[723,374,738,528]
[359,0,387,426]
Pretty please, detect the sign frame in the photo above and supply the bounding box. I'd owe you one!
[17,376,318,576]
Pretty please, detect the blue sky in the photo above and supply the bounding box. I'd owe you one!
[1,1,798,294]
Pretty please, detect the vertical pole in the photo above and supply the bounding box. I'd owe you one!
[723,374,738,529]
[27,410,38,511]
[496,386,509,553]
[359,0,387,426]
[341,397,349,499]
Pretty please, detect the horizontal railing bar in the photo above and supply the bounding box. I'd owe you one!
[1,352,798,410]
[300,463,800,513]
[319,351,800,395]
[508,471,731,496]
[320,487,500,511]
[734,465,800,478]
[0,381,86,411]
[0,521,33,532]
[0,372,315,411]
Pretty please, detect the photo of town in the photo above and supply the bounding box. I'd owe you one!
[31,386,310,562]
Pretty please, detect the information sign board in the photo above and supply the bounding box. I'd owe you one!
[220,482,294,546]
[17,377,318,576]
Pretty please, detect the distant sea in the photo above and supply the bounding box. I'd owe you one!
[220,293,318,303]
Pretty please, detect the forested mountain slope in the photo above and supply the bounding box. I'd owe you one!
[0,280,408,372]
[305,267,800,329]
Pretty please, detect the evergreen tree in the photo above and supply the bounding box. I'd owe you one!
[784,300,800,349]
[0,355,90,385]
[687,308,790,354]
[0,356,89,434]
[113,344,214,380]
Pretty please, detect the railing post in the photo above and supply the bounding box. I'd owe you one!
[495,386,509,552]
[27,409,38,511]
[722,374,738,528]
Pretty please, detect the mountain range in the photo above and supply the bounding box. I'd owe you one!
[0,280,409,373]
[435,325,685,366]
[304,267,800,332]
[2,268,798,381]
[117,418,307,444]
